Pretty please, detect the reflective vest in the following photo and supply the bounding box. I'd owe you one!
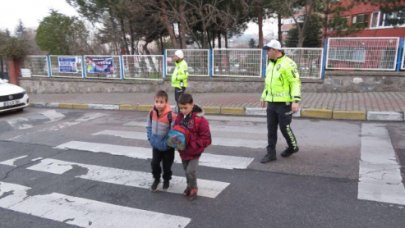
[171,60,189,88]
[261,55,301,103]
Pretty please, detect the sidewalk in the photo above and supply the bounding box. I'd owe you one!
[29,92,405,121]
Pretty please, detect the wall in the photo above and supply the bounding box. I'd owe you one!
[20,71,405,94]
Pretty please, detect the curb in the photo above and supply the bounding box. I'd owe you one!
[29,102,405,122]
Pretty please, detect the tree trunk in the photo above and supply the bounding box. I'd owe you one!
[224,32,228,48]
[278,14,282,43]
[178,0,187,49]
[217,32,222,49]
[256,1,264,48]
[119,17,130,54]
[160,0,178,48]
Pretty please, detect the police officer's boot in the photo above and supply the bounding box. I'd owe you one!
[260,150,277,163]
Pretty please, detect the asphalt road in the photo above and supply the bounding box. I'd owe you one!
[0,108,404,228]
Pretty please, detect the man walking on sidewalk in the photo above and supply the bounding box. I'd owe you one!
[260,40,301,164]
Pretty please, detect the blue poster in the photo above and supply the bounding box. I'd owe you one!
[86,56,114,74]
[58,57,78,73]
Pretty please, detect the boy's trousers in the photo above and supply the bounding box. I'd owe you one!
[151,148,175,181]
[182,159,199,188]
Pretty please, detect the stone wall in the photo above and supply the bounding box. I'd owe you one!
[20,71,405,94]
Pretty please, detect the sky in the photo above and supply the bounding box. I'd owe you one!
[0,0,78,33]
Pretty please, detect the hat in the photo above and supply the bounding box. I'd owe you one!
[174,50,184,59]
[264,40,282,50]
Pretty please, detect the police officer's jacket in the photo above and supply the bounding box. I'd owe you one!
[171,60,189,89]
[261,55,301,103]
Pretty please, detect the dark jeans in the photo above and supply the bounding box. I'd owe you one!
[151,148,175,181]
[266,102,298,155]
[174,87,186,111]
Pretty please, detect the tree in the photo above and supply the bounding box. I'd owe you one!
[36,10,90,55]
[285,14,322,47]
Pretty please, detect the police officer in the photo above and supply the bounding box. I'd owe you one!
[171,50,189,111]
[260,40,301,164]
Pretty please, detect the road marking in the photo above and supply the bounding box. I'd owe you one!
[358,123,405,205]
[25,158,229,198]
[6,117,33,130]
[55,141,253,169]
[94,129,267,149]
[39,110,65,122]
[38,112,106,132]
[0,181,190,228]
[0,155,28,166]
[124,121,267,134]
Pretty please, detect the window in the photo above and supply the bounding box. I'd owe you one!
[352,14,369,26]
[369,10,405,28]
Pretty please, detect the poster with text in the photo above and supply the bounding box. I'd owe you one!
[58,56,78,73]
[86,56,114,74]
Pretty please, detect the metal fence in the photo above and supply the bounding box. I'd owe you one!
[326,37,399,71]
[166,49,209,77]
[23,55,48,77]
[284,48,323,79]
[122,55,164,80]
[20,39,405,81]
[213,49,262,77]
[49,55,83,78]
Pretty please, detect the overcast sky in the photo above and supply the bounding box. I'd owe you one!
[0,0,78,33]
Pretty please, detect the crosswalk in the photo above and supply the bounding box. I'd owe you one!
[0,109,260,228]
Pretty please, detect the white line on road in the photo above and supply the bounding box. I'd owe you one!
[93,129,267,149]
[39,110,66,122]
[26,158,229,198]
[0,155,28,166]
[55,141,253,169]
[358,123,405,205]
[0,181,190,228]
[38,112,106,132]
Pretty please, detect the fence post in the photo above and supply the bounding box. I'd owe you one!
[261,49,267,78]
[46,55,52,78]
[81,56,86,79]
[396,37,404,72]
[163,49,167,80]
[208,49,213,79]
[119,55,125,80]
[321,37,328,80]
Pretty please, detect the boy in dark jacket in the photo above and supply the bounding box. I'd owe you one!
[172,93,211,200]
[146,90,176,191]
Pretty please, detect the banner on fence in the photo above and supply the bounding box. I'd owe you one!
[86,56,114,74]
[58,57,78,73]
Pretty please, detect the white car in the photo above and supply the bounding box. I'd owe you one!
[0,79,29,113]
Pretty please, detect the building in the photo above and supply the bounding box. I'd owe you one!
[327,0,405,37]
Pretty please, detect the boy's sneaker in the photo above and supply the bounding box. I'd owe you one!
[188,188,198,201]
[183,187,191,196]
[162,180,170,190]
[281,147,299,158]
[150,179,160,192]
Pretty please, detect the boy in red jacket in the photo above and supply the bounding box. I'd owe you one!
[173,93,211,201]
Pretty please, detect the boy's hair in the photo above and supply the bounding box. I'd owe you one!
[155,90,168,102]
[178,93,193,105]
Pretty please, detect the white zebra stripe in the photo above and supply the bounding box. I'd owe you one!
[0,181,190,228]
[358,124,405,205]
[94,129,267,149]
[55,141,253,170]
[25,158,229,198]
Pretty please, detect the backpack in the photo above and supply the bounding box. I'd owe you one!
[149,110,172,128]
[167,125,189,150]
